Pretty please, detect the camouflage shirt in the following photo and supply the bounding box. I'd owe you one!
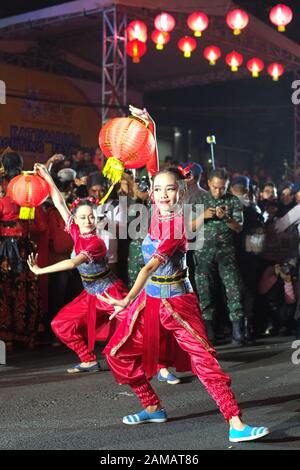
[193,191,243,245]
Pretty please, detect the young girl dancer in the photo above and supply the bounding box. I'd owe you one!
[98,109,270,443]
[27,163,128,373]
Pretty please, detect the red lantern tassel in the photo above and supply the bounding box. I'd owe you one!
[19,207,35,219]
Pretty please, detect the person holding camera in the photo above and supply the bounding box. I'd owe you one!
[193,168,245,345]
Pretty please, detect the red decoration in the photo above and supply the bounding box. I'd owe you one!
[126,20,148,42]
[126,39,147,63]
[154,13,176,33]
[178,36,197,58]
[203,45,221,65]
[7,172,50,219]
[267,62,284,81]
[226,9,249,35]
[151,30,170,50]
[247,57,265,77]
[99,116,156,171]
[269,4,293,32]
[187,12,209,37]
[226,51,243,71]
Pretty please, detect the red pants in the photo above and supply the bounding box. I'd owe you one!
[105,296,241,422]
[51,280,127,362]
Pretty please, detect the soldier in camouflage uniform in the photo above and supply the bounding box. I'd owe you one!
[193,168,245,345]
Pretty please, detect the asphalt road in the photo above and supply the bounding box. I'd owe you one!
[1,336,300,451]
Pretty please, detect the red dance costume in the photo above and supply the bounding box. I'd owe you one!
[104,213,240,421]
[51,216,128,362]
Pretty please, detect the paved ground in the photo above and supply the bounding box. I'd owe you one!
[1,336,300,451]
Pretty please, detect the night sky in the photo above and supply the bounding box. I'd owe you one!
[1,1,299,176]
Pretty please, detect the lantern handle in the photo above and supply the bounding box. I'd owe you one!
[21,170,37,175]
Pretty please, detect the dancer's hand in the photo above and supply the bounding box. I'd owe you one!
[96,292,130,319]
[34,163,53,184]
[129,105,154,128]
[27,253,41,275]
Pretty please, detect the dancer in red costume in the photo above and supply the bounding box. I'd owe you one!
[27,163,129,373]
[99,107,270,443]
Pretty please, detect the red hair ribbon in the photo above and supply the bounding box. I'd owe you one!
[177,164,193,178]
[70,196,100,212]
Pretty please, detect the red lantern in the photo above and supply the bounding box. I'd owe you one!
[269,4,293,32]
[247,57,265,77]
[187,12,209,37]
[126,20,148,42]
[178,36,197,58]
[154,13,176,33]
[226,9,249,35]
[267,63,284,81]
[7,172,50,219]
[99,116,156,201]
[226,51,243,72]
[126,39,146,63]
[151,30,170,50]
[203,45,221,65]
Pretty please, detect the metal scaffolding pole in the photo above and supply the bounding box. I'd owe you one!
[102,6,127,125]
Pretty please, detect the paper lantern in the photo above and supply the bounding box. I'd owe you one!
[267,63,284,81]
[226,9,249,35]
[269,4,293,32]
[7,172,50,219]
[226,51,243,72]
[187,12,209,37]
[247,57,265,77]
[98,116,156,203]
[154,13,176,32]
[126,39,146,63]
[178,36,197,58]
[151,30,170,50]
[126,20,148,42]
[203,45,221,65]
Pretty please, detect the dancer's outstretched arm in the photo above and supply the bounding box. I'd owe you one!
[34,162,71,223]
[97,256,162,316]
[27,252,88,275]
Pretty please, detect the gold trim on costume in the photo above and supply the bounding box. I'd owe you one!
[162,299,214,353]
[110,298,146,356]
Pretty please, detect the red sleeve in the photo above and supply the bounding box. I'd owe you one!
[79,236,107,263]
[152,216,187,265]
[65,215,80,242]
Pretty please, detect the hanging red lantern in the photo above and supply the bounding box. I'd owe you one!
[247,57,265,77]
[203,45,221,65]
[151,30,170,50]
[98,116,156,202]
[154,13,176,33]
[269,4,293,32]
[126,20,148,42]
[226,51,243,71]
[126,39,147,63]
[267,63,284,81]
[187,12,209,37]
[226,9,249,35]
[7,172,50,219]
[178,36,197,58]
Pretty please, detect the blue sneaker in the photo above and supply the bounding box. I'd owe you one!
[123,408,167,425]
[67,362,100,374]
[229,425,270,442]
[157,371,181,385]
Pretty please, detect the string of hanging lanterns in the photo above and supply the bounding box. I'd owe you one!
[124,5,292,81]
